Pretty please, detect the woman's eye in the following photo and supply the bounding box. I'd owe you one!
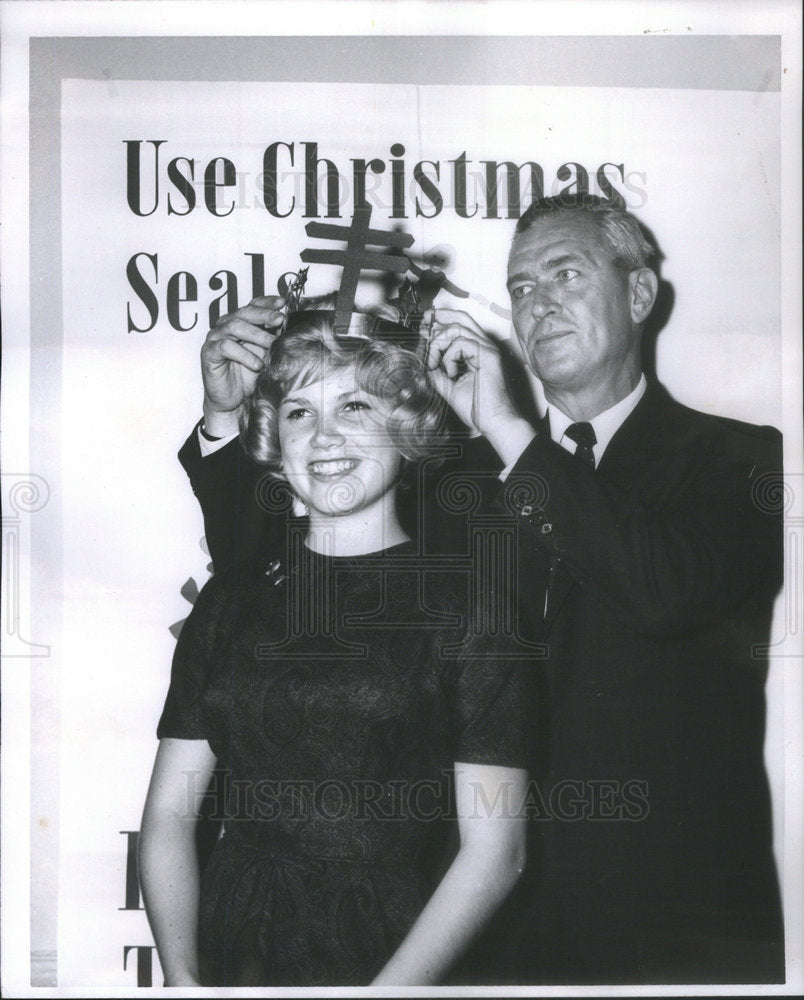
[285,407,310,421]
[343,399,371,414]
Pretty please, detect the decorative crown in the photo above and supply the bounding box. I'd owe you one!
[275,207,463,344]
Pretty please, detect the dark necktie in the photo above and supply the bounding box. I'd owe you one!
[565,421,597,468]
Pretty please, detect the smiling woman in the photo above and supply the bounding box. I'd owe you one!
[244,310,445,555]
[138,307,532,987]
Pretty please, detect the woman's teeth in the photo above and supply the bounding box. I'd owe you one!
[309,459,358,475]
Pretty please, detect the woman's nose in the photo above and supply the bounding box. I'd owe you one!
[311,417,345,449]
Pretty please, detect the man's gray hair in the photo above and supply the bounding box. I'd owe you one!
[515,194,656,272]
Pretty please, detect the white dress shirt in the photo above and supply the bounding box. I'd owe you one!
[547,374,647,465]
[500,374,647,480]
[197,424,238,457]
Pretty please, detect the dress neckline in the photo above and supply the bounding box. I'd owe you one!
[301,540,416,563]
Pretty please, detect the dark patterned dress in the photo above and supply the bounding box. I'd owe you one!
[157,540,530,986]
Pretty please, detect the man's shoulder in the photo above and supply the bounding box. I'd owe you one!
[640,384,782,463]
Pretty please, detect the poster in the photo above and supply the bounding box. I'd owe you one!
[1,1,802,995]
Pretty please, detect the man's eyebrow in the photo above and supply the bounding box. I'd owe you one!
[507,251,596,287]
[544,252,594,269]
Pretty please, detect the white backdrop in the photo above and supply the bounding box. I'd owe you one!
[55,76,785,986]
[1,10,800,995]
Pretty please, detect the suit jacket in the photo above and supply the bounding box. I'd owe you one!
[178,381,784,984]
[494,382,784,984]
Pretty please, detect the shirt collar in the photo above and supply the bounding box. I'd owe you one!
[545,374,647,463]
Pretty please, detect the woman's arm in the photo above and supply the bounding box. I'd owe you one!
[371,762,527,985]
[139,737,218,987]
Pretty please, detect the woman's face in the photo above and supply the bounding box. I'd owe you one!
[277,366,402,521]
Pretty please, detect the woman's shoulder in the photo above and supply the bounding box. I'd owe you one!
[189,557,280,624]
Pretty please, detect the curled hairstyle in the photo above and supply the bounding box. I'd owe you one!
[243,308,447,470]
[515,194,656,272]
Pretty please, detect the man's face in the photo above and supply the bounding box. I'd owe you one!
[507,214,642,401]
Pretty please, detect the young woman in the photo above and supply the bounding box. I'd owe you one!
[139,309,530,986]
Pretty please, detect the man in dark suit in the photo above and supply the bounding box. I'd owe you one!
[178,195,784,983]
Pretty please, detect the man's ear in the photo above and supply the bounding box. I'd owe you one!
[628,268,659,325]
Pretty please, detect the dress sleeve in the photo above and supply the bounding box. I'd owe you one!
[156,573,232,740]
[443,625,534,770]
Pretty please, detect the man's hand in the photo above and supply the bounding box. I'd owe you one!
[201,296,285,437]
[424,308,536,467]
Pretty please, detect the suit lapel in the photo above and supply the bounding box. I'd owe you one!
[596,383,669,483]
[542,384,669,634]
[543,558,573,634]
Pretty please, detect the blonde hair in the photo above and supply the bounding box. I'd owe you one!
[243,309,446,470]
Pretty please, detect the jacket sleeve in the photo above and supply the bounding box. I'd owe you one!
[499,418,783,637]
[178,424,294,574]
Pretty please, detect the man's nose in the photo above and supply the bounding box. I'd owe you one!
[311,417,345,448]
[529,284,559,319]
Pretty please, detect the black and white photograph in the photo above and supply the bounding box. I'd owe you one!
[1,0,802,994]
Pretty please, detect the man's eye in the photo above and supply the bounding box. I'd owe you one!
[557,268,579,282]
[510,284,532,301]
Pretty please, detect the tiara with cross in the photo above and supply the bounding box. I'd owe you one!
[276,207,458,342]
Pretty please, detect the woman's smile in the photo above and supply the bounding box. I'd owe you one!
[278,368,402,523]
[308,457,361,478]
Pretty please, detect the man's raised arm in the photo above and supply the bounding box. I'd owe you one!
[179,296,285,573]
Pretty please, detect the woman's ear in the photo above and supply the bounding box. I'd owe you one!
[269,462,287,484]
[276,469,310,516]
[291,495,309,517]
